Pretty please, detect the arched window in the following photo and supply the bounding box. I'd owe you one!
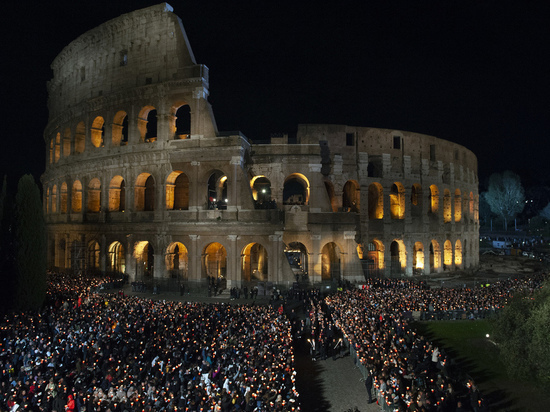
[368,183,383,219]
[134,241,154,278]
[135,173,155,211]
[63,128,71,157]
[138,106,157,143]
[251,176,274,209]
[443,239,453,269]
[109,241,126,274]
[88,240,100,271]
[343,180,360,212]
[413,242,424,273]
[166,171,189,210]
[166,242,189,279]
[454,189,462,222]
[283,173,310,205]
[321,242,341,281]
[241,243,268,282]
[390,182,405,219]
[54,133,61,163]
[60,182,68,214]
[429,185,439,214]
[411,184,422,218]
[430,240,441,272]
[91,117,105,148]
[72,181,83,212]
[109,176,125,212]
[284,242,309,280]
[87,178,101,213]
[455,239,463,267]
[112,111,128,146]
[174,105,191,139]
[202,242,227,280]
[51,185,57,213]
[390,240,406,276]
[207,171,228,209]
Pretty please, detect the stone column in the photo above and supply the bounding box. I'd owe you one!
[188,235,200,284]
[128,107,140,145]
[126,235,136,281]
[269,233,283,283]
[227,235,239,288]
[310,234,322,284]
[190,161,201,211]
[228,156,241,212]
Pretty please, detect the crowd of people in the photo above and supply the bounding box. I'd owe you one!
[0,273,299,411]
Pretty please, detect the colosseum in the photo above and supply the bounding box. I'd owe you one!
[41,3,479,290]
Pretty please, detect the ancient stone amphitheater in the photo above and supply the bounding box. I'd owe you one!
[41,3,479,288]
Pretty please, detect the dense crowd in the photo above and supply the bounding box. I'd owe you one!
[0,273,299,412]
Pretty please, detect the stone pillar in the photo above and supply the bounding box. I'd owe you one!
[228,156,241,212]
[190,161,200,211]
[189,235,200,284]
[128,107,140,145]
[269,233,283,284]
[126,235,136,281]
[310,234,322,284]
[227,235,239,288]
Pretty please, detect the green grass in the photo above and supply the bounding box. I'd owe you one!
[414,320,548,411]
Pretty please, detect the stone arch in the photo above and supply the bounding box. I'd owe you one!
[283,173,310,205]
[429,185,439,215]
[202,242,227,280]
[430,240,441,272]
[166,242,188,279]
[108,176,126,212]
[166,171,189,210]
[443,239,453,269]
[138,106,157,142]
[365,240,384,278]
[173,102,191,139]
[368,182,384,219]
[454,189,462,222]
[87,178,101,213]
[411,184,422,218]
[54,133,61,163]
[75,121,86,154]
[443,189,452,223]
[455,239,463,268]
[241,243,268,282]
[469,191,474,221]
[134,240,154,278]
[207,170,228,209]
[88,240,100,272]
[321,242,341,281]
[60,182,68,214]
[342,180,360,212]
[390,240,406,276]
[390,182,405,219]
[474,194,479,222]
[51,185,58,213]
[91,116,105,148]
[72,180,83,212]
[284,242,309,279]
[108,241,125,274]
[324,180,338,212]
[251,176,273,208]
[413,241,424,274]
[49,139,54,164]
[63,128,71,157]
[135,173,155,211]
[112,110,128,146]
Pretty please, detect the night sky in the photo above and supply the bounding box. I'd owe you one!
[2,0,549,190]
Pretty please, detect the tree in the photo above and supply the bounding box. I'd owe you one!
[14,174,47,311]
[483,171,525,231]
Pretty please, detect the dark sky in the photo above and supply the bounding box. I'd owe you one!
[2,0,549,189]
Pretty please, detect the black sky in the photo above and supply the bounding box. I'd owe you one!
[2,0,549,189]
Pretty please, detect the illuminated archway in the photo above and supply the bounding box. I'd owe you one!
[54,133,61,163]
[365,240,384,278]
[429,185,439,214]
[138,106,157,142]
[87,178,101,213]
[411,184,422,218]
[91,116,105,148]
[88,240,100,271]
[108,241,125,274]
[390,240,406,276]
[63,128,71,157]
[251,176,273,207]
[166,171,189,210]
[60,182,68,214]
[321,242,341,281]
[430,240,441,272]
[134,241,154,278]
[443,189,451,223]
[72,181,82,212]
[135,173,155,211]
[241,243,268,282]
[202,242,227,280]
[207,170,228,209]
[469,191,474,221]
[413,242,424,273]
[112,111,128,146]
[174,104,191,139]
[45,187,50,214]
[390,182,405,219]
[166,242,188,279]
[283,173,310,205]
[342,180,360,212]
[454,189,462,222]
[75,122,86,153]
[443,239,453,269]
[284,242,309,279]
[368,183,384,219]
[51,185,57,213]
[455,239,463,268]
[108,176,125,212]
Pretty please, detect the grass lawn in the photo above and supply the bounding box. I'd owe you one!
[414,320,548,412]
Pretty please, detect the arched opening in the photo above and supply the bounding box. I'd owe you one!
[342,180,360,212]
[49,139,54,164]
[429,185,439,215]
[321,242,341,281]
[413,242,424,274]
[455,239,463,268]
[63,128,71,157]
[135,173,155,211]
[60,182,68,214]
[283,174,309,205]
[71,181,82,213]
[175,105,191,139]
[54,133,61,163]
[207,171,228,210]
[463,239,468,268]
[454,189,462,222]
[166,171,190,210]
[45,188,50,214]
[202,242,227,281]
[87,178,101,213]
[324,180,338,212]
[112,111,128,146]
[134,241,154,278]
[75,122,86,154]
[285,242,309,281]
[91,116,105,148]
[390,182,405,219]
[469,192,474,222]
[70,240,85,274]
[364,240,384,278]
[166,242,188,279]
[411,184,422,218]
[443,239,453,270]
[51,185,57,213]
[108,241,125,274]
[429,240,441,273]
[443,189,451,223]
[138,106,156,143]
[88,240,100,272]
[474,195,479,222]
[241,243,268,282]
[368,183,384,219]
[251,176,274,209]
[109,176,125,212]
[390,240,406,276]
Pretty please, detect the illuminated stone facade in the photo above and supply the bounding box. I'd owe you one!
[41,3,479,287]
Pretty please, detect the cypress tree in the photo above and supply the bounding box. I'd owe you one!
[14,174,47,311]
